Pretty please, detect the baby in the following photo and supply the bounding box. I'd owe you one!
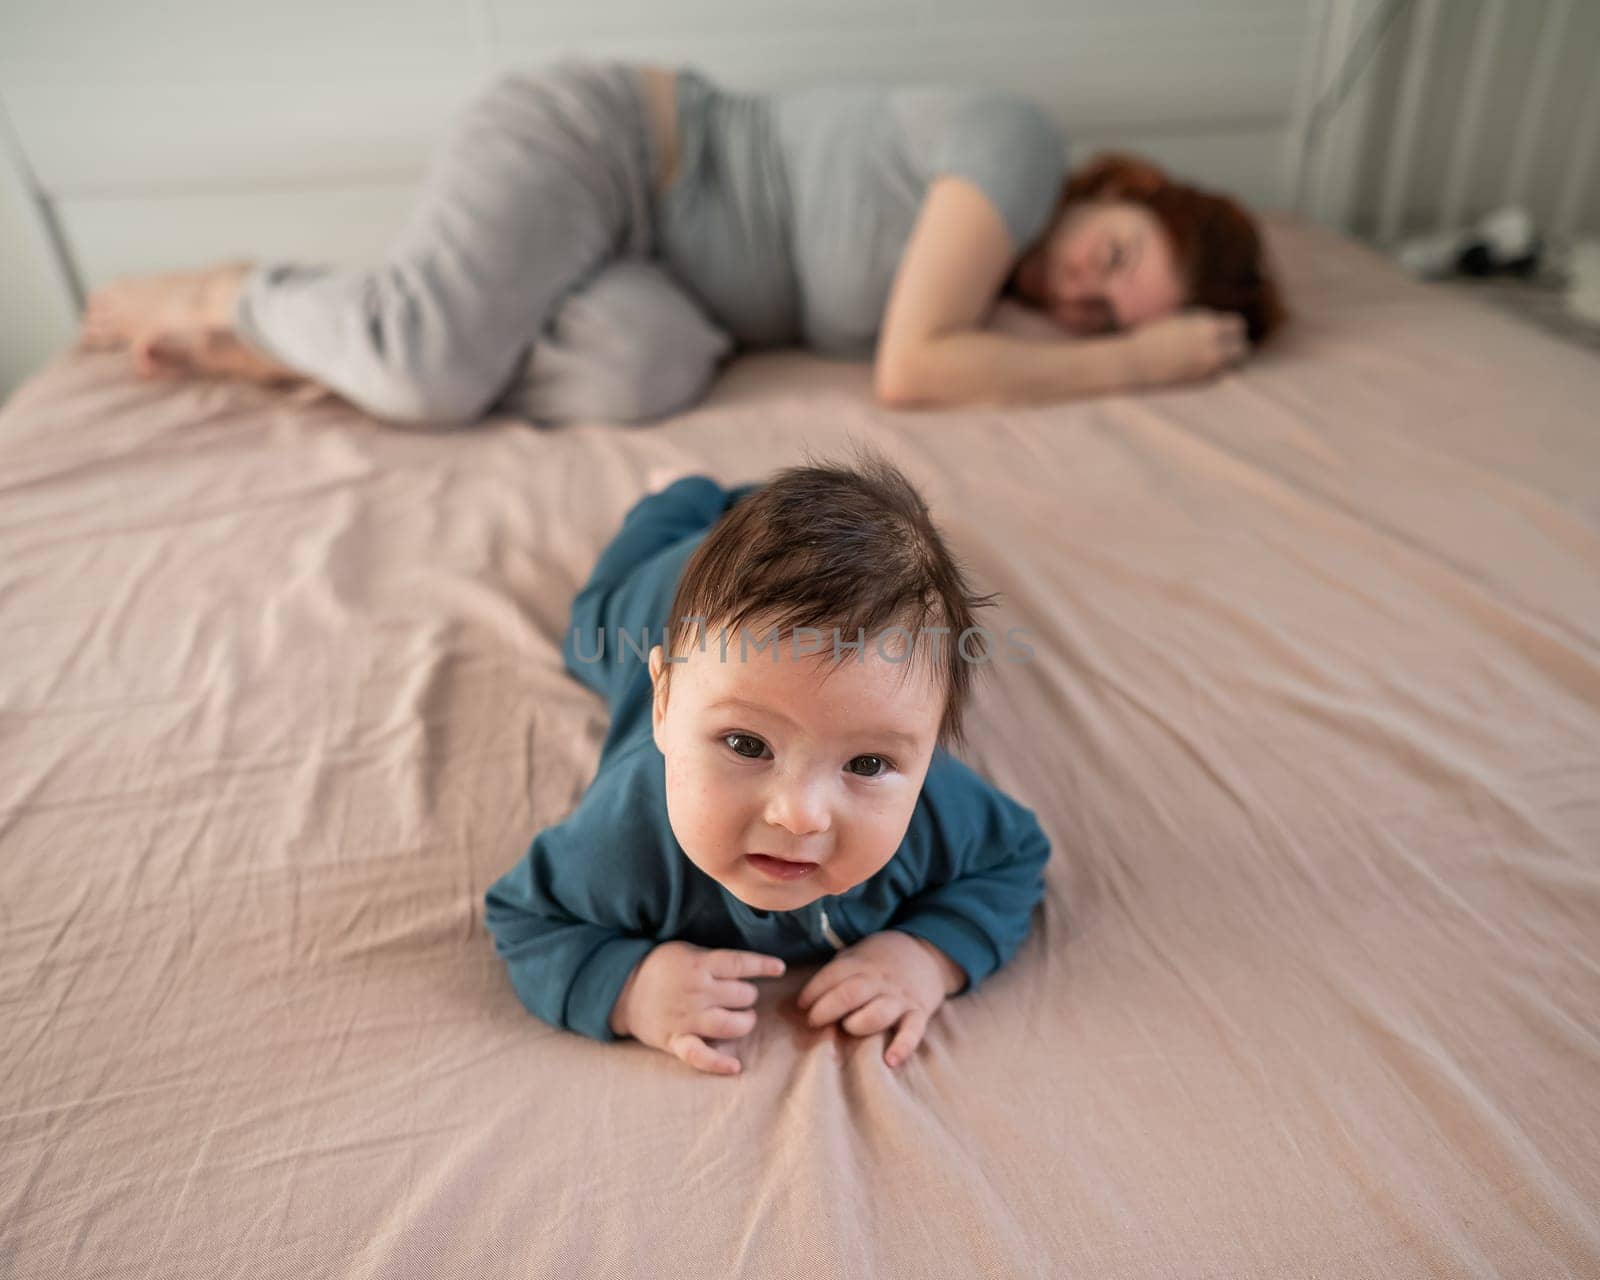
[484,449,1051,1075]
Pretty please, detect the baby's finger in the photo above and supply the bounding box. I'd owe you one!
[670,1031,742,1075]
[884,1008,930,1070]
[842,994,904,1037]
[796,964,844,1010]
[712,950,787,981]
[711,977,762,1008]
[795,974,830,1011]
[804,975,872,1028]
[699,1006,758,1040]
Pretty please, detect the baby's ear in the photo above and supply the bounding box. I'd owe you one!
[648,645,668,738]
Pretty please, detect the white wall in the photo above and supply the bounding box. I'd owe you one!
[0,0,1321,400]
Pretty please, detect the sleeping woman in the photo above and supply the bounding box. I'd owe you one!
[79,58,1288,426]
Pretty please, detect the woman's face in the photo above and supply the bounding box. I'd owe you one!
[1017,200,1187,335]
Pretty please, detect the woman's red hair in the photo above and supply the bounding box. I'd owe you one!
[1059,153,1289,345]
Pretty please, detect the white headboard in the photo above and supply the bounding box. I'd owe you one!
[2,0,1338,400]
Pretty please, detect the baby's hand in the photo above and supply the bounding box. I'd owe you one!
[795,931,963,1070]
[612,941,786,1076]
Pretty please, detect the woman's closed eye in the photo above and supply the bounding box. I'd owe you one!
[720,733,894,778]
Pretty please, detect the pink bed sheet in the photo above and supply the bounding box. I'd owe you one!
[2,213,1598,1277]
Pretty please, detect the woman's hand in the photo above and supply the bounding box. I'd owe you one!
[610,941,787,1076]
[795,931,963,1070]
[1124,308,1249,388]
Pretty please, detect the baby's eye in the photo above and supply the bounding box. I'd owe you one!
[848,755,890,779]
[724,732,768,760]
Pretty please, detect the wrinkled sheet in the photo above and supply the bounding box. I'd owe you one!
[2,214,1598,1278]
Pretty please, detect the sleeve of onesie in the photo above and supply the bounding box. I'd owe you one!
[930,94,1069,253]
[885,749,1053,997]
[483,744,670,1043]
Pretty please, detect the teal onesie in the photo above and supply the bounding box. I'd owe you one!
[483,476,1052,1042]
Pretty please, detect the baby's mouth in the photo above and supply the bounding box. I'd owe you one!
[745,853,819,882]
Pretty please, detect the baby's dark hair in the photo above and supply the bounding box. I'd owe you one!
[658,444,999,752]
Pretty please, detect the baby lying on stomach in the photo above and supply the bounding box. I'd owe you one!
[484,448,1050,1075]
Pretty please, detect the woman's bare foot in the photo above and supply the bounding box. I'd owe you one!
[135,328,302,387]
[79,261,254,353]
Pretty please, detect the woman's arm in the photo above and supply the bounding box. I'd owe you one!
[878,327,1145,409]
[873,175,1123,408]
[874,177,1242,409]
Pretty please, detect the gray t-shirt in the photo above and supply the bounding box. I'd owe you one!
[654,70,1068,356]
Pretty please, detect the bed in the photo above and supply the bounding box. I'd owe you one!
[3,212,1598,1277]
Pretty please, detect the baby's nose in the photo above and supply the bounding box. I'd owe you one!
[765,778,831,837]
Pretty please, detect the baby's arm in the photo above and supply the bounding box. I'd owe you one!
[483,748,786,1065]
[484,828,659,1043]
[486,848,786,1073]
[886,755,1053,996]
[796,759,1050,1068]
[483,749,678,1044]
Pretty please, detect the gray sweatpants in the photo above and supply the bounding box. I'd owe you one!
[232,59,733,427]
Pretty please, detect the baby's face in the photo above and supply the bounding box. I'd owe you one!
[648,626,945,911]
